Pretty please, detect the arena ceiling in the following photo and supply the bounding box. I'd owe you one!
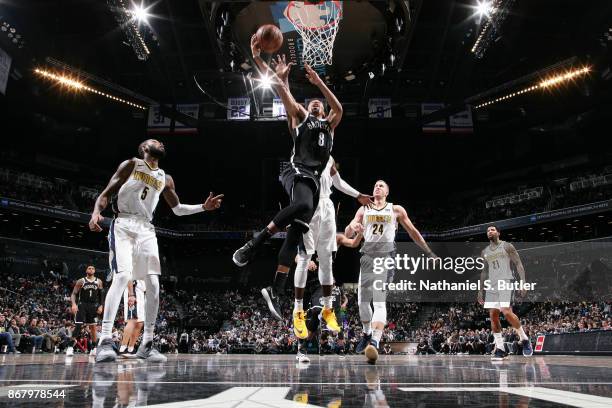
[2,0,610,108]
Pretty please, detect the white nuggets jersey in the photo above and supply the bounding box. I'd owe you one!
[319,157,333,199]
[362,202,397,254]
[483,240,514,280]
[117,159,166,222]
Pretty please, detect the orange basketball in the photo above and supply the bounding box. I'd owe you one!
[256,24,283,54]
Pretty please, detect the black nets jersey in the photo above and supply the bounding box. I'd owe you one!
[290,115,333,176]
[78,277,101,305]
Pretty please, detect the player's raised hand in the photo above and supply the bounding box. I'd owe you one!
[250,34,261,58]
[203,192,224,211]
[304,63,322,85]
[357,193,374,207]
[89,213,104,232]
[271,54,294,82]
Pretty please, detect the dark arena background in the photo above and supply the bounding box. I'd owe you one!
[0,1,611,407]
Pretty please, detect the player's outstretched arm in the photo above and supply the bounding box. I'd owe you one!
[162,175,223,215]
[251,36,306,126]
[90,159,136,232]
[330,160,373,206]
[337,232,363,248]
[304,64,343,129]
[395,205,436,258]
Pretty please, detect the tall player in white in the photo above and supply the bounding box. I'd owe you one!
[292,156,369,339]
[89,139,223,363]
[478,225,533,360]
[346,180,436,364]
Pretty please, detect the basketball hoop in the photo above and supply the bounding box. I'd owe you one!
[285,1,343,67]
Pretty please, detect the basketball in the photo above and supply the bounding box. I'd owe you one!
[255,24,283,54]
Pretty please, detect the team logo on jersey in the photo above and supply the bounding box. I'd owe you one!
[366,215,392,223]
[133,171,164,191]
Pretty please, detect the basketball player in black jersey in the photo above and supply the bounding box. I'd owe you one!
[66,265,103,356]
[233,36,371,320]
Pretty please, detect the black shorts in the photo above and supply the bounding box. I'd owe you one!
[75,303,98,325]
[280,165,320,197]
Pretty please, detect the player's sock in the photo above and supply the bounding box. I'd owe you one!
[372,329,383,346]
[100,321,114,341]
[272,271,288,296]
[294,298,303,312]
[322,296,333,309]
[493,332,504,350]
[516,326,529,341]
[363,321,372,336]
[143,326,154,345]
[252,227,272,249]
[119,344,127,353]
[128,346,134,353]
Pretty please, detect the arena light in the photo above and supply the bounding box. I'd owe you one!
[131,1,151,23]
[34,68,147,110]
[474,66,591,109]
[259,74,272,90]
[475,0,494,18]
[471,0,515,59]
[108,0,152,61]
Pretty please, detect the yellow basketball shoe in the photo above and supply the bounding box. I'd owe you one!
[321,307,341,333]
[293,310,309,339]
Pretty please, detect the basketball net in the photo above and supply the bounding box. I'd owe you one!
[285,1,342,67]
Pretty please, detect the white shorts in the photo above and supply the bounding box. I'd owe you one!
[123,280,146,323]
[303,198,337,255]
[109,214,161,280]
[484,281,513,309]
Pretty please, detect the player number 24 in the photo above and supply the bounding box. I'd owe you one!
[372,224,384,235]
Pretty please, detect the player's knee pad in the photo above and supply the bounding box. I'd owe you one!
[359,302,373,322]
[317,252,333,286]
[372,302,387,324]
[294,253,309,289]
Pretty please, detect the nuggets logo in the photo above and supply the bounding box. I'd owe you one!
[133,171,164,191]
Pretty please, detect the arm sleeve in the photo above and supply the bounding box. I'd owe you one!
[171,203,205,216]
[331,172,359,198]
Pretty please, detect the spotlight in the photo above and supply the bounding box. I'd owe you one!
[475,0,494,18]
[259,74,272,90]
[368,72,375,79]
[131,1,151,23]
[474,66,591,109]
[34,68,146,110]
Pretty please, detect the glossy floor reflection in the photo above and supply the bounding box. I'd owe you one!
[0,354,611,407]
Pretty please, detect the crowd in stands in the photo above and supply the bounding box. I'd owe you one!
[2,263,610,356]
